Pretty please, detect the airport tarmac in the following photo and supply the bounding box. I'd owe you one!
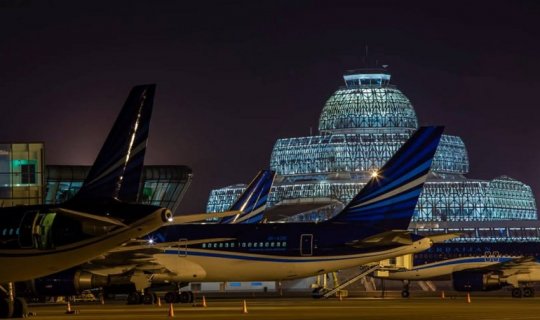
[24,297,540,320]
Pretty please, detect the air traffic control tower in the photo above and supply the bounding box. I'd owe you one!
[207,68,539,242]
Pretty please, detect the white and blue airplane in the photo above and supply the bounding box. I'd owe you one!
[376,241,540,298]
[21,169,277,305]
[0,85,239,317]
[141,126,445,302]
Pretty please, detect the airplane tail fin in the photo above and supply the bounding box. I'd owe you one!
[69,84,156,204]
[329,126,444,230]
[220,170,276,224]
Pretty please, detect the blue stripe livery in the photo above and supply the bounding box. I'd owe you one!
[330,126,444,231]
[220,170,275,224]
[70,85,156,204]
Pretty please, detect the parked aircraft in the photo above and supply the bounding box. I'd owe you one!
[19,170,276,305]
[0,85,238,318]
[144,126,445,302]
[376,241,540,298]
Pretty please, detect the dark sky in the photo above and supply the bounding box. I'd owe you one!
[1,0,540,213]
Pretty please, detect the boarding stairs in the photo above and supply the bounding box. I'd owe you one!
[316,265,380,299]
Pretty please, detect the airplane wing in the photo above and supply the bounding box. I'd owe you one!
[346,230,415,247]
[171,211,242,224]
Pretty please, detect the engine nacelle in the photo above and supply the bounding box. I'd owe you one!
[25,268,109,296]
[452,271,503,292]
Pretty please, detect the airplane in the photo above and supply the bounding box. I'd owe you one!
[375,241,540,298]
[17,169,276,305]
[141,126,445,303]
[0,84,239,318]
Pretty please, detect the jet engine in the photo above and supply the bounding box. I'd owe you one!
[23,268,108,297]
[452,270,503,291]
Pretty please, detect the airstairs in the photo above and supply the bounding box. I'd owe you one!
[313,265,380,299]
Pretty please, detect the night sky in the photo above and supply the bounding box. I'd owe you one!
[1,1,539,213]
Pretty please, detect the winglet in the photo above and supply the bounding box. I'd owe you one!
[329,126,444,231]
[69,85,156,204]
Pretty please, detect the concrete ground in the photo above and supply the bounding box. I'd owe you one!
[24,297,540,320]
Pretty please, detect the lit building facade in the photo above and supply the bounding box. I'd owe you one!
[0,143,44,207]
[44,165,192,213]
[207,69,538,242]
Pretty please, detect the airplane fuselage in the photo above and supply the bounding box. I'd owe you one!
[149,222,432,282]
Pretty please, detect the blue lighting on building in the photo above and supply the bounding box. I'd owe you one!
[207,68,538,242]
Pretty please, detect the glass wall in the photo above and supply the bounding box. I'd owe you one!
[0,143,44,206]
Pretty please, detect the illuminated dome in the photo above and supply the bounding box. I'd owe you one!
[318,69,418,134]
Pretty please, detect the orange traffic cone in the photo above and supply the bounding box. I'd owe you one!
[466,292,471,303]
[100,294,105,305]
[157,296,162,307]
[202,296,207,308]
[338,291,343,301]
[441,291,445,299]
[242,300,248,314]
[168,303,175,317]
[65,301,77,314]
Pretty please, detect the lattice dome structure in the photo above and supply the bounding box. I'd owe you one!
[207,69,538,242]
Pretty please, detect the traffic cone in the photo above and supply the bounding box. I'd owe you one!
[441,291,445,299]
[242,300,248,314]
[202,296,207,308]
[65,301,77,314]
[466,292,471,303]
[338,291,343,301]
[100,294,105,305]
[157,296,162,307]
[168,303,175,317]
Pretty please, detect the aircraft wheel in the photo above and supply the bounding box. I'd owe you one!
[523,287,535,298]
[0,298,14,318]
[164,292,176,304]
[12,297,28,318]
[311,288,324,299]
[511,288,523,298]
[142,293,155,305]
[179,292,191,303]
[127,292,142,305]
[187,291,194,303]
[401,290,410,298]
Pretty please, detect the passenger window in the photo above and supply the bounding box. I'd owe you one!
[248,243,252,247]
[202,243,206,248]
[271,242,275,247]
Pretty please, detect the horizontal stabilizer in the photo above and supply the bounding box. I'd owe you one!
[57,208,127,227]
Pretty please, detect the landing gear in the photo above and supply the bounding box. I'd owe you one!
[401,280,410,298]
[128,290,160,305]
[127,291,142,304]
[511,287,522,298]
[163,291,194,304]
[0,283,29,318]
[523,287,535,298]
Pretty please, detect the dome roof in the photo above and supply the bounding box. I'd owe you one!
[318,70,418,133]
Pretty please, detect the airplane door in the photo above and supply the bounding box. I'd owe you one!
[178,238,187,257]
[300,234,313,256]
[19,211,38,248]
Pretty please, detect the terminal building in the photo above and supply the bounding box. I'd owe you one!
[0,142,192,213]
[207,68,539,242]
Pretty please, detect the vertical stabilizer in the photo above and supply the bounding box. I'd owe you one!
[220,170,275,224]
[70,84,156,203]
[330,126,444,230]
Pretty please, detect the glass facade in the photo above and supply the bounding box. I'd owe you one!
[207,69,538,242]
[0,143,44,206]
[44,165,192,212]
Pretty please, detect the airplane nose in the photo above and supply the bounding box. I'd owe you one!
[161,209,173,222]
